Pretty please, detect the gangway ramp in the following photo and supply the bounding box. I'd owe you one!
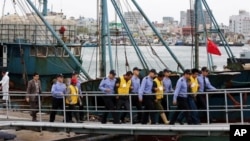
[0,121,236,136]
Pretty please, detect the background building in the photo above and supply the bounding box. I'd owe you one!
[180,11,187,27]
[229,10,250,35]
[185,9,212,27]
[124,11,144,24]
[163,17,174,26]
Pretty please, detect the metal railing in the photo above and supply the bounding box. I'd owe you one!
[0,24,78,44]
[0,88,250,125]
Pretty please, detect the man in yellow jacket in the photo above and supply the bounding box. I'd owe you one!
[66,77,80,123]
[152,71,169,124]
[115,71,133,123]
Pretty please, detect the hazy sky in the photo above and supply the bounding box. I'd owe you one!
[1,0,250,25]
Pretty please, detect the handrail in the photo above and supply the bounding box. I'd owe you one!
[0,88,249,126]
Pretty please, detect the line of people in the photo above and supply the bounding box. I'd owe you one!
[26,72,84,122]
[99,66,216,125]
[24,66,215,124]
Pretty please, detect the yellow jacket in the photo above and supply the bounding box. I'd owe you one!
[66,85,79,105]
[117,76,131,95]
[154,78,164,100]
[189,76,199,93]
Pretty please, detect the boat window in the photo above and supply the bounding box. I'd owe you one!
[70,47,75,55]
[56,48,63,57]
[3,45,7,53]
[48,47,55,56]
[37,46,47,57]
[63,48,70,57]
[74,47,81,56]
[30,46,36,56]
[240,54,245,57]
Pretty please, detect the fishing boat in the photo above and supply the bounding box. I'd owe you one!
[81,1,250,140]
[82,41,98,47]
[0,0,92,91]
[219,41,244,47]
[0,0,250,141]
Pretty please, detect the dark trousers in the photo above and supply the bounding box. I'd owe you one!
[50,97,64,122]
[142,95,156,124]
[116,96,130,121]
[66,104,79,122]
[30,101,38,120]
[170,96,192,124]
[132,94,142,122]
[177,95,200,124]
[78,97,84,120]
[102,96,119,123]
[196,94,211,122]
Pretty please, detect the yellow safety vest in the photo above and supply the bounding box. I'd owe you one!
[154,78,164,100]
[189,76,199,93]
[118,76,131,95]
[66,85,79,105]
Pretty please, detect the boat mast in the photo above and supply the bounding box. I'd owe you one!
[194,0,199,69]
[42,0,48,16]
[131,0,185,72]
[99,0,113,77]
[26,0,91,80]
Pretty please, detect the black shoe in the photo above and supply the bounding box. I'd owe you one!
[101,121,107,124]
[210,118,217,123]
[169,122,175,125]
[113,122,121,124]
[177,120,184,125]
[66,120,74,123]
[133,120,141,124]
[121,120,126,124]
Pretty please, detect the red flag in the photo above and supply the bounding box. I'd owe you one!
[207,38,221,56]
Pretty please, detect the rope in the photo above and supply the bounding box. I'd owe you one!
[122,0,155,69]
[190,0,194,68]
[11,1,29,86]
[124,0,169,70]
[123,35,130,72]
[88,47,96,73]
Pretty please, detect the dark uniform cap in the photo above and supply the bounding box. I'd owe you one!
[57,73,64,77]
[157,71,164,77]
[109,70,116,76]
[163,68,171,73]
[201,67,209,72]
[72,71,79,75]
[183,69,191,75]
[149,69,157,74]
[133,67,141,71]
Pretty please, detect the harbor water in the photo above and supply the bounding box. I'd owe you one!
[82,45,250,77]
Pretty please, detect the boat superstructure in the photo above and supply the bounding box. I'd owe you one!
[0,0,91,91]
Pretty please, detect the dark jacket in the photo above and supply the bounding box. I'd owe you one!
[26,79,42,101]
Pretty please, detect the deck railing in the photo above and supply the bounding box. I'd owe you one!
[0,88,250,125]
[0,24,78,44]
